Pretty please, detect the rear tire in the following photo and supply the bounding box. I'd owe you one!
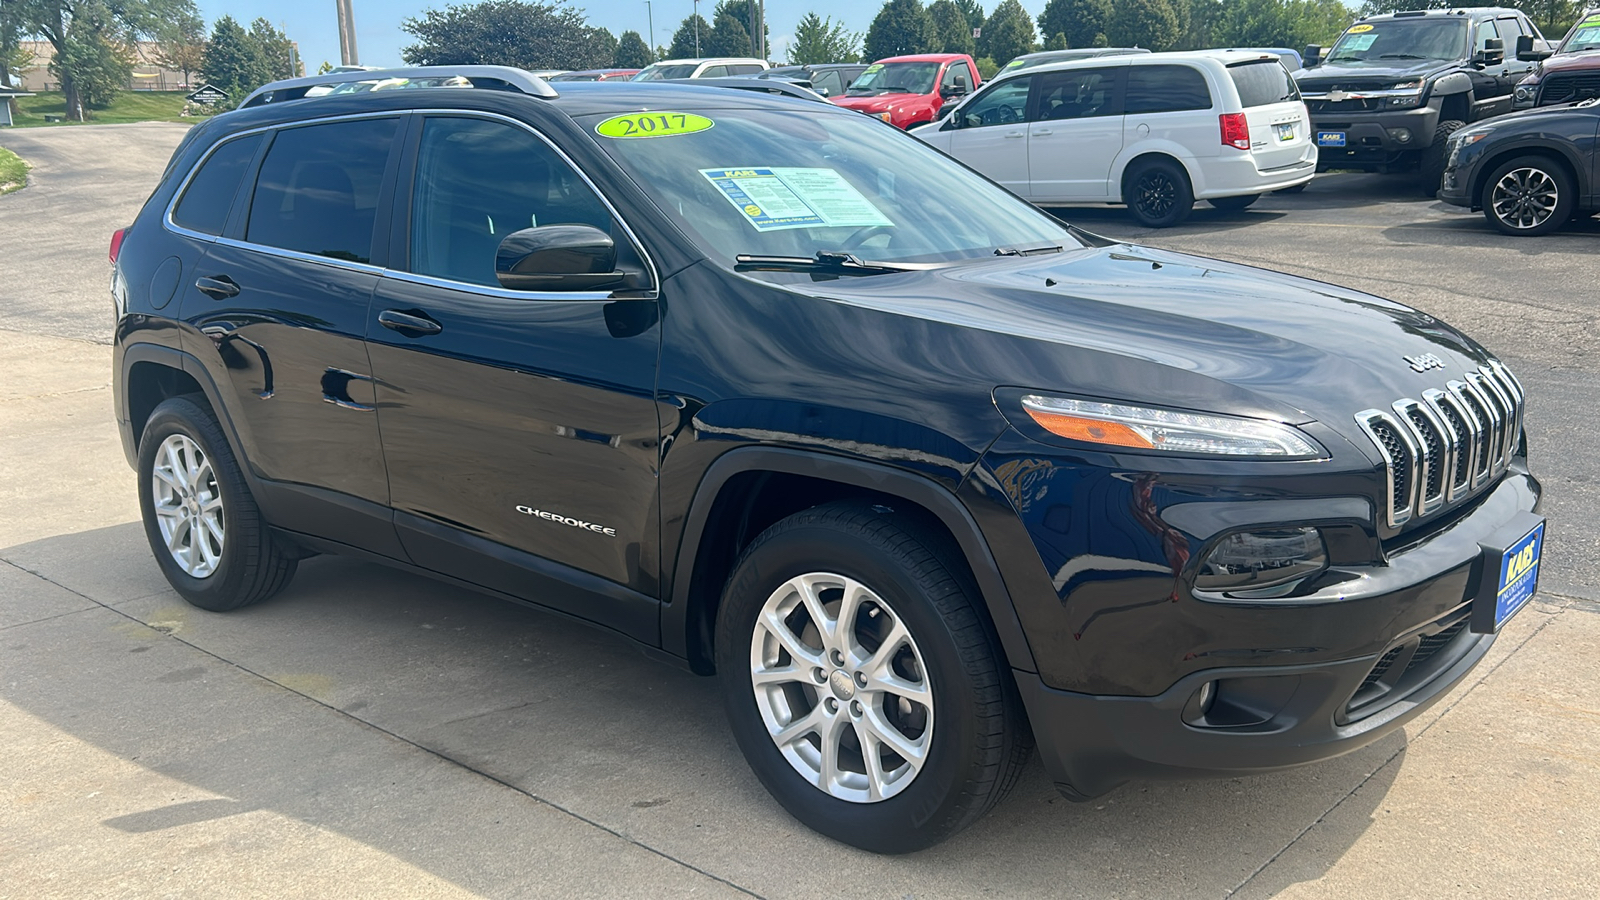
[1420,119,1465,197]
[1208,193,1260,210]
[1480,155,1575,237]
[138,396,297,612]
[1123,158,1194,228]
[715,501,1029,853]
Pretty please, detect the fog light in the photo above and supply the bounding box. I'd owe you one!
[1387,127,1412,143]
[1183,680,1217,724]
[1195,527,1328,598]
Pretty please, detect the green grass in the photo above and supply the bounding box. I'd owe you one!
[0,147,28,195]
[9,91,190,127]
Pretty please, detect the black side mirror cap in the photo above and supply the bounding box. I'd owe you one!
[1515,34,1552,62]
[1476,37,1505,67]
[496,224,626,292]
[1302,44,1322,68]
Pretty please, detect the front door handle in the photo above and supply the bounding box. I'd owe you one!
[377,309,442,337]
[1004,131,1025,139]
[195,275,240,300]
[1033,129,1053,136]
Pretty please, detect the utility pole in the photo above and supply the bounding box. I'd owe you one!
[646,1,654,59]
[693,0,699,57]
[335,0,360,67]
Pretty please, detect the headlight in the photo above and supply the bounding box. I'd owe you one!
[875,111,893,123]
[1514,85,1535,104]
[1019,395,1326,458]
[1384,81,1424,108]
[1195,527,1329,598]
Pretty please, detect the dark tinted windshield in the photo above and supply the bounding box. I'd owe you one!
[586,107,1078,268]
[1229,60,1300,106]
[1326,19,1468,63]
[633,64,699,81]
[848,62,939,94]
[1559,13,1600,52]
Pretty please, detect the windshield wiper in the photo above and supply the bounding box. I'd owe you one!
[734,251,926,276]
[1377,54,1428,59]
[994,243,1064,257]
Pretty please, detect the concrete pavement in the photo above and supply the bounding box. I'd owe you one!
[2,125,1597,898]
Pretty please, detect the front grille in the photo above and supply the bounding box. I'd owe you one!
[1355,361,1523,529]
[1343,609,1475,722]
[1305,97,1384,114]
[1539,72,1600,105]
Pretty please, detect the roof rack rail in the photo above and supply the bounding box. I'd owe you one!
[239,66,559,109]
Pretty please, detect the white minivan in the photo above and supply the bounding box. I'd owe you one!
[915,51,1316,226]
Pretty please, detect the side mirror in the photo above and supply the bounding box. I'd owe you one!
[1515,34,1552,62]
[495,224,625,292]
[1476,37,1505,67]
[1303,44,1322,68]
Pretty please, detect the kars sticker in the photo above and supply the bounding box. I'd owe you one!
[699,167,894,232]
[1347,23,1374,33]
[596,112,714,139]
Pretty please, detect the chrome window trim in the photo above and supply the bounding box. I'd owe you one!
[388,109,661,303]
[1355,408,1416,528]
[1401,393,1452,512]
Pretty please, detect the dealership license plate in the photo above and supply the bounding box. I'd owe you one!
[1470,515,1545,634]
[1276,123,1296,142]
[1317,131,1347,147]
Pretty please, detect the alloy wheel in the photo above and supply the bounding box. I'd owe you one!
[150,434,225,578]
[1490,167,1559,231]
[1135,172,1177,218]
[748,572,933,803]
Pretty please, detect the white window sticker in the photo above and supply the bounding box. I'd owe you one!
[699,167,895,232]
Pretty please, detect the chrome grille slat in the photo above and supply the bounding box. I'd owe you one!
[1356,362,1523,529]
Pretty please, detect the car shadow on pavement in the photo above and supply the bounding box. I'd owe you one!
[2,522,1405,898]
[1380,213,1600,252]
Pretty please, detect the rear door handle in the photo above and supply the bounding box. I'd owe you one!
[1004,131,1025,139]
[1033,129,1053,136]
[195,275,240,300]
[377,309,442,337]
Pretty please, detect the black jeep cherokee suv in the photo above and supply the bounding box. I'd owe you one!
[1296,8,1547,194]
[112,66,1545,853]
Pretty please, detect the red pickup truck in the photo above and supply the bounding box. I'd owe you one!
[829,53,982,129]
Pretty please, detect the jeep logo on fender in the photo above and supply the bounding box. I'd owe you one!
[515,506,618,537]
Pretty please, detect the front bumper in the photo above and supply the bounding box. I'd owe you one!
[1308,105,1442,168]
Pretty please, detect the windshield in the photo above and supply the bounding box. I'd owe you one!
[1325,19,1468,64]
[1559,13,1600,53]
[584,107,1079,269]
[847,62,939,95]
[633,64,699,81]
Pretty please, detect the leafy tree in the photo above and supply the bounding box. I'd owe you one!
[201,14,268,102]
[249,18,299,80]
[1520,1,1581,38]
[1043,31,1067,50]
[714,0,767,56]
[954,0,986,30]
[153,8,205,87]
[10,0,197,120]
[928,0,976,55]
[616,29,652,67]
[667,14,709,58]
[401,1,618,70]
[1038,0,1112,52]
[974,55,998,78]
[1176,0,1222,50]
[787,13,861,63]
[1286,0,1355,49]
[980,0,1035,64]
[864,0,935,62]
[705,11,748,57]
[1,3,28,120]
[1107,0,1181,50]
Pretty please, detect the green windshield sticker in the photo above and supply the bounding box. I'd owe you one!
[1582,14,1600,25]
[861,63,883,74]
[699,167,895,232]
[595,112,714,139]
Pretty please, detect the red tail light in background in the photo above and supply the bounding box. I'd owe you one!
[1219,113,1251,151]
[109,227,127,263]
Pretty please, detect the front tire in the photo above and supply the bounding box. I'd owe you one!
[1208,193,1260,210]
[138,396,297,611]
[1420,119,1465,197]
[1481,156,1575,236]
[715,502,1029,853]
[1124,158,1194,227]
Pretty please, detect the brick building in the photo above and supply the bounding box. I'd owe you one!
[16,41,191,92]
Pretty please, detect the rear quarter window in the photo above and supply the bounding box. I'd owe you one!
[1125,65,1213,113]
[170,134,264,235]
[1228,60,1300,108]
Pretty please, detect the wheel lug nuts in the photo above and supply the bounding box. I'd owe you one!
[812,668,827,684]
[850,700,862,717]
[854,672,867,688]
[829,649,844,666]
[824,698,838,714]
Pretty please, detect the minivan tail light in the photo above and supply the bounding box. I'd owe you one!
[109,227,128,263]
[1220,113,1251,150]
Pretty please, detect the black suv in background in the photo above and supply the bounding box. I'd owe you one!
[112,66,1544,853]
[753,63,869,98]
[1296,8,1547,194]
[1440,96,1599,234]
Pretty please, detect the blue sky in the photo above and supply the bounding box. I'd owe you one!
[195,1,1023,70]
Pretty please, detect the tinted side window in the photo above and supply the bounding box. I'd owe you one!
[728,64,762,75]
[1228,60,1299,108]
[958,77,1032,128]
[408,116,617,287]
[246,117,396,263]
[1125,65,1212,114]
[1034,68,1118,120]
[814,71,843,96]
[1475,20,1498,53]
[171,134,263,235]
[700,65,729,77]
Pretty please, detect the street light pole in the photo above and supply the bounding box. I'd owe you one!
[693,0,700,57]
[335,0,360,67]
[646,1,654,59]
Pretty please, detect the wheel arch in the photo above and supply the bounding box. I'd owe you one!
[1115,149,1198,203]
[1470,144,1583,209]
[664,446,1037,678]
[120,343,251,478]
[1430,74,1473,122]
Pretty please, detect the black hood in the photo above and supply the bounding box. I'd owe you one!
[810,244,1496,443]
[1295,58,1449,89]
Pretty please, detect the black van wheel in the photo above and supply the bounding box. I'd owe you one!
[1420,119,1464,197]
[715,502,1030,853]
[138,396,298,611]
[1125,158,1194,227]
[1481,156,1575,237]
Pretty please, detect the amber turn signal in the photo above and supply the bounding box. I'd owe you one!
[1023,408,1155,449]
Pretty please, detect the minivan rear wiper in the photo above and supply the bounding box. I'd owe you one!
[734,251,930,275]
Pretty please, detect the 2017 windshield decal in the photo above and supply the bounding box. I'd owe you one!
[595,112,714,139]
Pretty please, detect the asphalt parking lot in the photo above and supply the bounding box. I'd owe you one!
[1,123,1597,898]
